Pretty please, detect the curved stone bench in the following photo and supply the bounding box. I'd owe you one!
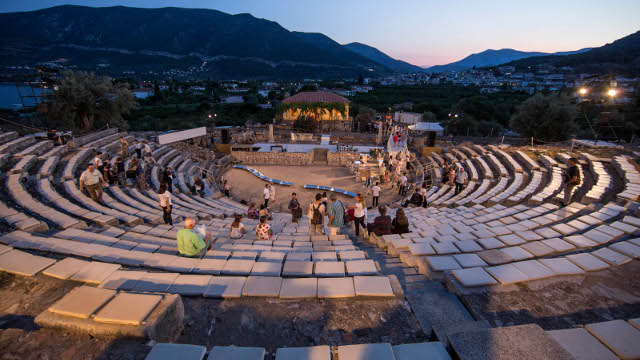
[508,171,543,204]
[485,153,508,177]
[0,197,48,232]
[0,135,36,154]
[63,149,92,180]
[455,179,491,206]
[473,177,508,205]
[63,180,141,226]
[13,140,53,158]
[613,155,640,202]
[530,167,562,204]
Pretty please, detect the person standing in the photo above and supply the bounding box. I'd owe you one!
[399,172,408,196]
[393,132,398,146]
[327,194,345,236]
[135,140,143,159]
[308,193,326,236]
[223,180,230,197]
[288,192,301,223]
[372,182,381,207]
[93,152,104,175]
[562,158,581,206]
[263,184,270,207]
[163,167,173,193]
[157,181,173,225]
[115,157,126,186]
[132,159,147,190]
[348,193,367,237]
[454,167,468,195]
[120,136,130,158]
[79,163,106,203]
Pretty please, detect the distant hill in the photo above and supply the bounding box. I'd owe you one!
[503,30,640,74]
[424,48,592,73]
[0,5,392,79]
[342,42,424,73]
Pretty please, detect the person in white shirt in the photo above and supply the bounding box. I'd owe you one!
[399,173,408,196]
[94,151,104,174]
[348,193,367,237]
[263,184,270,207]
[157,181,173,225]
[229,214,246,239]
[454,167,468,195]
[372,182,382,207]
[79,163,106,203]
[420,184,428,207]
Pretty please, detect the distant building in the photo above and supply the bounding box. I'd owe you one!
[223,96,244,104]
[132,88,154,99]
[393,112,422,125]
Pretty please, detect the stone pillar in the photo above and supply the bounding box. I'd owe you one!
[377,121,383,146]
[268,124,274,143]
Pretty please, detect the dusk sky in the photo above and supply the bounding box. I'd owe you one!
[2,0,639,67]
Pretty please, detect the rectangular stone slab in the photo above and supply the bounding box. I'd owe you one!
[511,260,555,281]
[338,343,396,360]
[547,328,618,360]
[448,324,573,360]
[279,278,318,299]
[538,258,585,275]
[585,320,640,360]
[208,346,266,360]
[94,292,163,325]
[282,261,314,277]
[426,256,462,271]
[69,262,121,284]
[221,259,255,275]
[275,345,330,360]
[591,248,632,266]
[49,286,116,319]
[452,254,487,268]
[566,253,609,271]
[203,276,246,298]
[392,342,451,360]
[192,258,227,275]
[317,277,355,298]
[99,270,147,290]
[250,262,282,276]
[164,256,200,272]
[42,257,91,280]
[132,272,180,292]
[242,276,282,297]
[451,268,498,287]
[168,275,213,296]
[345,260,378,275]
[354,276,394,297]
[314,261,345,277]
[499,246,534,261]
[486,264,529,285]
[4,253,56,277]
[146,343,206,360]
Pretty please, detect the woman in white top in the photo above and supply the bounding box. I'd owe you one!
[229,214,246,239]
[348,193,367,237]
[157,181,173,225]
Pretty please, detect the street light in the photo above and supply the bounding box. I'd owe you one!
[607,89,617,97]
[579,88,588,95]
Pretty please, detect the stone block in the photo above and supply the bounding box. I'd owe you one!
[337,343,395,360]
[354,276,394,297]
[477,237,505,249]
[452,254,487,268]
[147,343,206,360]
[451,268,497,287]
[486,264,529,285]
[426,256,461,271]
[454,240,482,252]
[257,251,286,263]
[168,275,213,296]
[477,249,512,265]
[538,258,585,275]
[345,260,378,275]
[250,262,282,276]
[565,253,609,271]
[94,292,162,325]
[275,345,330,360]
[432,242,460,255]
[242,276,282,297]
[520,241,555,257]
[541,238,576,252]
[312,252,338,262]
[279,278,317,299]
[192,258,227,275]
[99,270,147,290]
[511,260,555,280]
[49,286,116,319]
[286,252,312,261]
[585,320,640,360]
[393,342,451,360]
[208,346,265,360]
[591,247,632,266]
[204,276,246,298]
[164,256,200,272]
[132,272,180,292]
[317,277,355,298]
[547,328,618,360]
[610,241,640,258]
[339,250,366,261]
[500,246,534,261]
[1,251,56,277]
[282,261,314,277]
[498,234,526,246]
[221,259,255,275]
[314,261,345,277]
[70,261,121,284]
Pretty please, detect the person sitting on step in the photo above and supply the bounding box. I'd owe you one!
[177,217,212,257]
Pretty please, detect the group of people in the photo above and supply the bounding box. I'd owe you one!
[392,130,407,148]
[442,160,468,195]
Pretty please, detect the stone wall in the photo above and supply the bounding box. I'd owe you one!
[231,151,312,165]
[327,152,361,166]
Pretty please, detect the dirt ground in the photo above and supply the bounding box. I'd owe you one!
[0,272,427,360]
[224,165,404,213]
[461,260,640,330]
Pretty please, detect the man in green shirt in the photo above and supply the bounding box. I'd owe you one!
[177,217,212,257]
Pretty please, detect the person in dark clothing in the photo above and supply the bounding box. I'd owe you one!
[562,157,581,206]
[163,167,173,193]
[115,157,126,186]
[403,188,424,207]
[288,192,301,223]
[192,177,205,198]
[367,205,392,236]
[392,208,410,234]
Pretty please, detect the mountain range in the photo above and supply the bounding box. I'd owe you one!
[342,42,425,73]
[423,48,593,73]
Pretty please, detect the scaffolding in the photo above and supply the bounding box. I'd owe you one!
[13,67,58,124]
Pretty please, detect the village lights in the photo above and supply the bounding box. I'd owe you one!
[607,89,617,97]
[579,88,588,95]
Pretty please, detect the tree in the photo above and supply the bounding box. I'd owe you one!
[293,115,317,132]
[298,84,318,93]
[355,106,376,132]
[510,93,578,141]
[422,111,436,122]
[49,70,136,132]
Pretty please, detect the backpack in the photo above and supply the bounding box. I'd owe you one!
[311,203,323,225]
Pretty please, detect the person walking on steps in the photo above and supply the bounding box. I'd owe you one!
[120,136,130,158]
[372,182,381,207]
[288,192,301,223]
[454,166,468,195]
[399,172,408,196]
[157,181,173,226]
[562,157,581,206]
[79,163,106,204]
[308,193,326,236]
[327,194,345,236]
